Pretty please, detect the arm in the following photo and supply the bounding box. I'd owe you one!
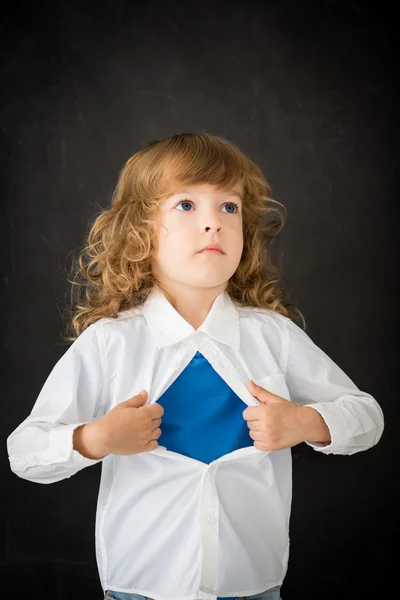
[73,422,108,460]
[7,323,108,483]
[300,406,332,445]
[283,317,384,455]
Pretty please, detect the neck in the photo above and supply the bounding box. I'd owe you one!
[156,280,227,330]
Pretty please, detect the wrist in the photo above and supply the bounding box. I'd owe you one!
[73,421,109,460]
[300,406,331,445]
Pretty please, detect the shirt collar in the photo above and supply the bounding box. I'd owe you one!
[141,286,240,350]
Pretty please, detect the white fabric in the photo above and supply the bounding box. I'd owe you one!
[7,287,384,599]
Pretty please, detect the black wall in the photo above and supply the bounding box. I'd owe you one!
[2,1,397,598]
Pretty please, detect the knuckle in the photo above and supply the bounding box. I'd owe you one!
[255,441,268,451]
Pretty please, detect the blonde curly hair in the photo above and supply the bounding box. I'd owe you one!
[62,132,306,342]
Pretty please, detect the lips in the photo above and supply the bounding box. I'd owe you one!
[199,248,223,254]
[198,244,225,254]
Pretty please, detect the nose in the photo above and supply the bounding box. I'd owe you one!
[202,209,222,232]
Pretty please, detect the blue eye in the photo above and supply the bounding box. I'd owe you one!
[223,203,238,213]
[176,200,193,211]
[174,200,240,213]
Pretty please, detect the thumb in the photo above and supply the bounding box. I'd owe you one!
[125,389,148,407]
[248,380,272,404]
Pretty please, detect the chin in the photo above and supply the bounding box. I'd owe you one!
[190,278,229,288]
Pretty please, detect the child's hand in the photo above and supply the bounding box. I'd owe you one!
[243,380,331,450]
[91,390,164,456]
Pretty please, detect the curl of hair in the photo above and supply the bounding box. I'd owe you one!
[62,132,306,342]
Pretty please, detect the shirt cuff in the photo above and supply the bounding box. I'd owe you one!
[9,422,103,471]
[302,403,351,454]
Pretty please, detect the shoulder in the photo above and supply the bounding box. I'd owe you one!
[235,304,289,346]
[237,303,306,332]
[236,303,291,330]
[235,303,308,350]
[87,305,146,342]
[66,309,147,368]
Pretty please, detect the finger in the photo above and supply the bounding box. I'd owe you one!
[151,427,162,440]
[247,422,264,431]
[150,410,163,421]
[244,417,262,425]
[248,429,264,440]
[147,404,164,418]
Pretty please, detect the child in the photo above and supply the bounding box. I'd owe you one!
[7,133,384,600]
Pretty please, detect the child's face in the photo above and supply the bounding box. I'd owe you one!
[152,182,244,292]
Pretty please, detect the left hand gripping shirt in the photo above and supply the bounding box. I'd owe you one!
[7,286,384,600]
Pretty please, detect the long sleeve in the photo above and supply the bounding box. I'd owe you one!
[282,317,384,455]
[7,322,108,484]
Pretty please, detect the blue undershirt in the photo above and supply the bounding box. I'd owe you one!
[157,351,253,464]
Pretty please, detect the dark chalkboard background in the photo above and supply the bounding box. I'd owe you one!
[2,1,397,598]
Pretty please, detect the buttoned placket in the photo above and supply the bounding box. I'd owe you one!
[150,329,264,596]
[180,331,261,595]
[198,459,221,594]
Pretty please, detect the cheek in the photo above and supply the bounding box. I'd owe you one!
[232,224,244,250]
[159,217,193,244]
[155,220,192,259]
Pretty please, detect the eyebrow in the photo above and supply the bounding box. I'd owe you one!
[169,190,243,202]
[229,191,243,202]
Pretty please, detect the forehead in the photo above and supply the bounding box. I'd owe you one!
[167,182,243,199]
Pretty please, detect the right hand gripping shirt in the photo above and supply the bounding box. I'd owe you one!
[7,285,384,600]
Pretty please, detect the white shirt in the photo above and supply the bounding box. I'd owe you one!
[7,287,384,600]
